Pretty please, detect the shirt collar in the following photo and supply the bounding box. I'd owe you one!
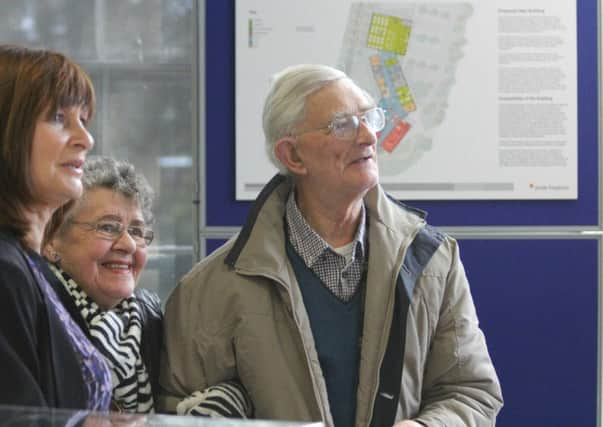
[285,190,366,267]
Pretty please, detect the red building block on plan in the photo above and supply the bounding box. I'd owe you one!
[381,119,411,153]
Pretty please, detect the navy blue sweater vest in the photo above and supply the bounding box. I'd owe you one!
[286,241,363,427]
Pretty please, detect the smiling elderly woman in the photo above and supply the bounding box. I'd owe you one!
[43,156,161,413]
[44,156,252,417]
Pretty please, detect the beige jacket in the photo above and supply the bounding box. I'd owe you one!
[159,176,503,426]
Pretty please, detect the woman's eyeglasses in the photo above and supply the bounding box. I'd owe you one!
[71,219,154,246]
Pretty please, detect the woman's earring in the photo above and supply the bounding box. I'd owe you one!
[50,251,61,263]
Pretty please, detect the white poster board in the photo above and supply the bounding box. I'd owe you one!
[235,0,577,200]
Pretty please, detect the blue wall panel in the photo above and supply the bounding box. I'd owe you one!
[206,238,228,256]
[461,239,598,426]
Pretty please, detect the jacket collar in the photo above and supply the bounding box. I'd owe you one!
[226,173,427,273]
[225,173,290,270]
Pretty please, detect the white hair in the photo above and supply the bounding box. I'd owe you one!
[262,64,348,174]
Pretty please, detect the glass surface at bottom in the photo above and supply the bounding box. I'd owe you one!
[0,405,323,426]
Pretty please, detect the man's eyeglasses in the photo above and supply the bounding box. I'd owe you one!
[71,219,154,246]
[295,107,386,140]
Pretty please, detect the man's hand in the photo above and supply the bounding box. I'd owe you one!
[393,421,424,427]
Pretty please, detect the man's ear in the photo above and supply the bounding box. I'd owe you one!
[274,137,307,175]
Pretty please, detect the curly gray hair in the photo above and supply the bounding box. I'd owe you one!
[79,155,154,223]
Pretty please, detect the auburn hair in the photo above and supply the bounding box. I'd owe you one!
[0,45,95,241]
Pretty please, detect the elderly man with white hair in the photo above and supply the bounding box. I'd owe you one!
[159,64,503,427]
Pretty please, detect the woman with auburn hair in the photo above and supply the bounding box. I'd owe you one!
[0,45,111,410]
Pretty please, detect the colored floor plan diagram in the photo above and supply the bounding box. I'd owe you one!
[338,3,473,176]
[369,14,415,154]
[370,51,415,153]
[367,13,411,55]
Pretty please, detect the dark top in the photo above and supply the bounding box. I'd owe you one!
[33,261,112,410]
[287,241,363,427]
[0,228,106,409]
[46,271,164,405]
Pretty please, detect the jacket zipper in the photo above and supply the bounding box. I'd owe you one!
[365,225,422,425]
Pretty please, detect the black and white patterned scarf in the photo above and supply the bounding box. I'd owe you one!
[176,380,254,418]
[49,263,154,413]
